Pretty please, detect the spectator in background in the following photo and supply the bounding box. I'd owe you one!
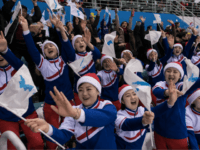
[100,14,111,41]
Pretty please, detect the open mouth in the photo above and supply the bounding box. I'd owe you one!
[131,101,136,105]
[80,45,84,49]
[49,50,53,54]
[0,58,4,62]
[168,77,175,81]
[83,97,90,101]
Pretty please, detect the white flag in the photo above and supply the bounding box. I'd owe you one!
[45,0,63,10]
[40,10,46,24]
[145,31,161,45]
[124,59,152,111]
[4,1,22,36]
[68,54,93,77]
[182,58,199,94]
[105,7,110,15]
[102,31,116,58]
[0,65,37,117]
[70,5,84,20]
[154,14,161,24]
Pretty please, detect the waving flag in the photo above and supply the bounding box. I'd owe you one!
[123,59,152,111]
[0,65,37,117]
[70,5,84,20]
[182,58,199,94]
[153,14,161,24]
[45,0,63,10]
[4,1,22,37]
[68,54,93,77]
[102,31,116,58]
[145,31,161,45]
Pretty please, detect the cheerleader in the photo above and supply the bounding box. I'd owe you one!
[166,27,198,75]
[145,31,173,87]
[19,16,74,149]
[97,54,124,110]
[115,80,178,149]
[153,61,200,149]
[53,16,101,106]
[186,89,200,149]
[0,31,44,149]
[25,73,117,149]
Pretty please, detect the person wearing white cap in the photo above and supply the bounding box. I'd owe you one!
[19,16,74,149]
[61,26,101,105]
[185,89,200,149]
[145,31,173,87]
[97,54,124,111]
[119,49,143,80]
[115,81,179,149]
[152,61,200,149]
[25,73,118,149]
[166,27,198,76]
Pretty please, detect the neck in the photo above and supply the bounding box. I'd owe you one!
[194,106,200,112]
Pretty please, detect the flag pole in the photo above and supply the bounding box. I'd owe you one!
[1,105,65,150]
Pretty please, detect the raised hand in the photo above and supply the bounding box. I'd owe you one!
[0,31,7,52]
[167,20,174,25]
[108,60,118,72]
[117,58,126,65]
[167,80,183,106]
[82,29,91,45]
[142,111,155,125]
[140,16,146,23]
[97,8,101,15]
[25,118,49,133]
[131,8,135,17]
[50,86,77,118]
[18,16,29,31]
[191,27,199,36]
[56,20,65,32]
[32,0,37,6]
[115,8,117,14]
[49,13,59,27]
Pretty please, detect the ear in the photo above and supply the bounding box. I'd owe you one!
[121,98,125,104]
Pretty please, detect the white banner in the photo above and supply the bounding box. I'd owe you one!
[45,0,63,10]
[5,1,22,36]
[68,54,93,77]
[102,31,116,58]
[182,58,199,94]
[0,65,37,117]
[124,59,151,111]
[145,31,161,45]
[70,5,84,20]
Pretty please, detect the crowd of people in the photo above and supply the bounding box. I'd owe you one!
[0,0,200,149]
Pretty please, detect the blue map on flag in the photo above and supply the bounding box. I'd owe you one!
[188,73,198,82]
[19,75,34,92]
[132,81,150,87]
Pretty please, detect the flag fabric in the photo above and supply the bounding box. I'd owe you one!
[123,59,152,111]
[105,7,110,15]
[0,65,37,117]
[182,58,199,94]
[154,14,161,24]
[45,0,63,10]
[144,31,161,45]
[68,54,93,77]
[195,0,200,3]
[102,31,116,58]
[70,5,84,20]
[4,1,22,36]
[190,22,194,28]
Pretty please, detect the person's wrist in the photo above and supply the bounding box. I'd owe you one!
[44,123,50,133]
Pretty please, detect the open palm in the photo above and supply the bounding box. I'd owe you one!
[50,86,76,117]
[0,31,7,52]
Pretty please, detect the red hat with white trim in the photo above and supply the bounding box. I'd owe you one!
[173,43,183,50]
[77,73,101,94]
[164,62,184,79]
[101,54,113,66]
[118,84,133,103]
[146,48,157,59]
[187,88,200,105]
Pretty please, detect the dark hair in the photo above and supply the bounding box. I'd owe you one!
[22,5,27,12]
[147,25,152,30]
[120,21,128,27]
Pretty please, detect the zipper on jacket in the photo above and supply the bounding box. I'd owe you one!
[86,126,89,140]
[4,69,8,85]
[54,62,60,75]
